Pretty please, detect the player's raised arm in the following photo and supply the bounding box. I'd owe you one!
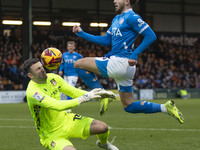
[129,27,157,61]
[127,14,157,62]
[72,25,111,47]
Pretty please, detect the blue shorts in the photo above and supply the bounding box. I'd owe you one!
[95,56,136,92]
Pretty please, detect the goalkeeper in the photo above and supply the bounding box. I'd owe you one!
[23,58,118,150]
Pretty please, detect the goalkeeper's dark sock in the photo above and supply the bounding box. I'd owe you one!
[124,101,162,113]
[75,68,103,89]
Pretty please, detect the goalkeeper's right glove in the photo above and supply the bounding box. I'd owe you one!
[77,88,102,104]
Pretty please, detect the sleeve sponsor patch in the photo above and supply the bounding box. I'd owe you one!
[33,92,45,103]
[33,92,43,100]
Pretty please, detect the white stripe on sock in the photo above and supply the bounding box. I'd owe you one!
[161,104,167,113]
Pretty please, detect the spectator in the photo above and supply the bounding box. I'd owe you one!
[4,80,14,90]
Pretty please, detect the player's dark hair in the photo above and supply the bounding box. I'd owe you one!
[130,0,139,5]
[23,58,40,74]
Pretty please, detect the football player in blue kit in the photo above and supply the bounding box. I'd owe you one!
[72,0,184,124]
[59,41,83,100]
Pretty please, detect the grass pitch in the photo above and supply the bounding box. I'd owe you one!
[0,99,200,150]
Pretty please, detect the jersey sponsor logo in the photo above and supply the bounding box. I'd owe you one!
[65,59,75,63]
[112,28,122,37]
[50,89,59,97]
[50,78,57,86]
[73,114,83,120]
[119,18,124,24]
[50,86,61,97]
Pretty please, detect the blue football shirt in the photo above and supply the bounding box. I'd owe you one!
[77,8,156,60]
[59,51,83,76]
[105,9,149,58]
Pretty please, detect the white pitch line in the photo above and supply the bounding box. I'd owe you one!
[0,118,33,121]
[0,125,199,132]
[110,127,200,132]
[0,126,34,128]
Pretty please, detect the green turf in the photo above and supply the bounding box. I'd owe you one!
[0,99,200,150]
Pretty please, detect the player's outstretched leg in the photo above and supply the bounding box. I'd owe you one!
[164,100,184,124]
[75,68,113,115]
[124,100,184,124]
[75,68,103,89]
[124,100,163,113]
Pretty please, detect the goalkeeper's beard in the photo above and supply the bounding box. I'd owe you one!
[36,71,47,83]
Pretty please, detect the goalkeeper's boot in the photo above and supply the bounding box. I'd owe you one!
[164,100,184,124]
[96,140,119,150]
[100,98,113,116]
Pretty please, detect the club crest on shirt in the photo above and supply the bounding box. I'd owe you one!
[50,78,57,86]
[33,92,42,100]
[119,18,124,24]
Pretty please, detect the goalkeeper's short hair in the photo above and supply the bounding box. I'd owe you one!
[23,58,40,74]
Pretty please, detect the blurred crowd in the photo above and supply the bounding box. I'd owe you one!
[135,41,200,89]
[0,29,199,90]
[0,32,25,90]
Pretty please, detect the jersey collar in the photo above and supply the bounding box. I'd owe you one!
[124,8,133,13]
[121,8,133,16]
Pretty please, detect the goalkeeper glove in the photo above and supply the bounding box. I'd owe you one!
[78,88,102,104]
[97,90,116,99]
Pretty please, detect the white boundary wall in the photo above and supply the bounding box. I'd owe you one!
[0,91,26,103]
[139,89,154,100]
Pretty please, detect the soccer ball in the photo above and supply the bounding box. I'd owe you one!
[41,47,63,70]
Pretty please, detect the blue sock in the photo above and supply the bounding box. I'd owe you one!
[75,68,103,89]
[67,96,72,100]
[124,101,161,113]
